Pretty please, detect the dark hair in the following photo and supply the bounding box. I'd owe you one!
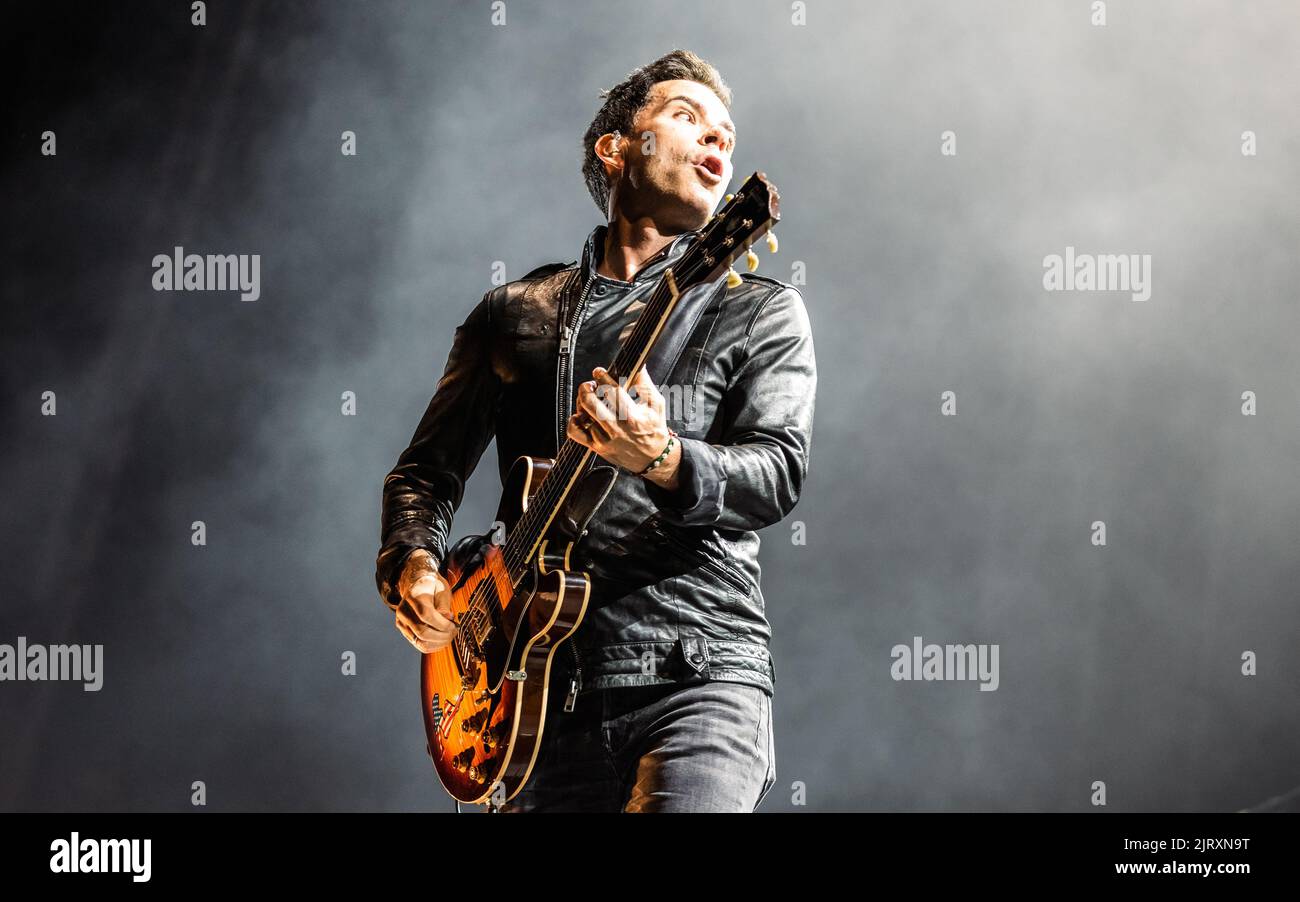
[581,49,732,215]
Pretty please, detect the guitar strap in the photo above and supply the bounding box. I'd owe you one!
[640,273,727,383]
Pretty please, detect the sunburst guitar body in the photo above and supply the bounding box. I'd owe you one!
[420,455,588,806]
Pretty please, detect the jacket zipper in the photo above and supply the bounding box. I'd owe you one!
[556,268,595,713]
[564,641,583,712]
[555,269,596,453]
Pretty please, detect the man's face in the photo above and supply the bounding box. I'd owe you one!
[608,78,736,230]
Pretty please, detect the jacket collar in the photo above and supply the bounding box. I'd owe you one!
[579,223,698,287]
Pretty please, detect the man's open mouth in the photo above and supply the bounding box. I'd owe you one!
[693,153,724,182]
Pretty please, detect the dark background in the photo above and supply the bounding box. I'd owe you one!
[2,0,1296,812]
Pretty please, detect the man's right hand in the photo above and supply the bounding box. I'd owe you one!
[394,550,458,653]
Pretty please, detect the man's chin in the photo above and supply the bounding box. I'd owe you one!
[628,178,718,230]
[671,189,718,230]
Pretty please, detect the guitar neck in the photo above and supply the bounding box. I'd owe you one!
[496,170,781,584]
[498,267,691,585]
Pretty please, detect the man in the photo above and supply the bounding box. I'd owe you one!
[375,49,816,812]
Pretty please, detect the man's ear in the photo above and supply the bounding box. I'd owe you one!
[595,131,624,179]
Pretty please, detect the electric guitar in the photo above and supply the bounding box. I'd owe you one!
[421,171,781,807]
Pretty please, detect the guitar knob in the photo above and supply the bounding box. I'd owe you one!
[453,749,474,772]
[726,268,742,289]
[745,248,760,272]
[461,709,489,734]
[765,229,778,253]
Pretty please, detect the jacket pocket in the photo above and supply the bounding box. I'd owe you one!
[653,527,752,597]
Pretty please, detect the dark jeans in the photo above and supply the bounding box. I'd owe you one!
[497,678,776,813]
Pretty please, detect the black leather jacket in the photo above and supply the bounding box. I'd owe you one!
[375,223,816,700]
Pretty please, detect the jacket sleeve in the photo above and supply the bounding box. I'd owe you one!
[375,290,501,610]
[644,284,816,532]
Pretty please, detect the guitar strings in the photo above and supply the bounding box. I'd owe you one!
[500,246,713,575]
[449,251,706,666]
[501,195,767,577]
[456,231,731,654]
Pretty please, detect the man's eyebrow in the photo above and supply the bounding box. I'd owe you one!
[663,94,736,138]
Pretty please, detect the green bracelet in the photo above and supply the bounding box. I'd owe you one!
[637,429,678,476]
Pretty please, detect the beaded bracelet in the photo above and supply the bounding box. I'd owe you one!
[637,429,678,476]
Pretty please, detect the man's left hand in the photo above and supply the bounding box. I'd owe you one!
[567,365,680,487]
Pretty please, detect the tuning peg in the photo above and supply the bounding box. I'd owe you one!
[745,248,760,272]
[724,193,734,203]
[765,229,778,253]
[726,268,742,288]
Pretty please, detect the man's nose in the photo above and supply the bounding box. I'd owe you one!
[702,127,730,154]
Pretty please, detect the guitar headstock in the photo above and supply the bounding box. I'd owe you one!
[690,171,782,288]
